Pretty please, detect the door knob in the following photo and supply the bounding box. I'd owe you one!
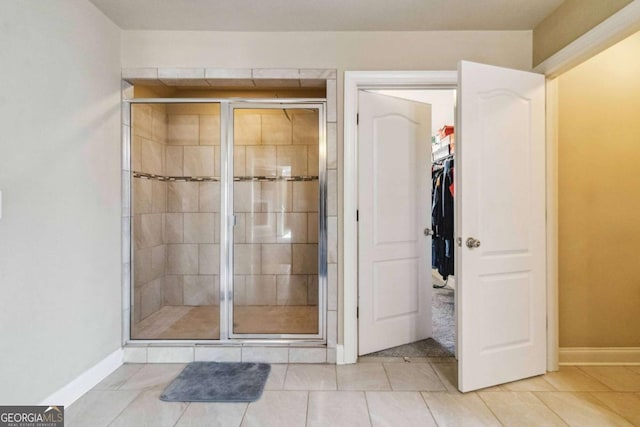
[424,228,434,236]
[466,237,481,248]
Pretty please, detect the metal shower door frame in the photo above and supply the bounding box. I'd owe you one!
[125,97,327,344]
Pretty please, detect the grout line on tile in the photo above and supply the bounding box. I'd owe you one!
[539,374,558,391]
[621,366,639,376]
[171,401,190,427]
[574,366,615,391]
[475,392,507,427]
[290,116,293,151]
[418,391,441,427]
[424,363,447,391]
[381,362,395,391]
[530,391,571,427]
[429,362,452,392]
[106,389,143,425]
[282,363,291,388]
[115,367,136,391]
[587,391,640,426]
[362,391,374,427]
[238,400,250,427]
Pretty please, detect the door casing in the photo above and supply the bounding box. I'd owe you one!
[340,70,559,372]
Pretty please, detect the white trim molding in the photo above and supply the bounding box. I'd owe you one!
[39,348,123,407]
[534,0,640,78]
[342,71,458,365]
[560,347,640,365]
[545,77,560,372]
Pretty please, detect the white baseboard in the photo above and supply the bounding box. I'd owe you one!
[559,347,640,365]
[39,348,123,407]
[336,344,346,365]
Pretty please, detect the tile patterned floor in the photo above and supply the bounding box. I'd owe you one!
[66,360,640,426]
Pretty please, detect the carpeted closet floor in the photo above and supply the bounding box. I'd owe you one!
[366,286,455,358]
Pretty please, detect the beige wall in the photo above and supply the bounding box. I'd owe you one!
[122,31,532,71]
[558,31,640,347]
[533,0,632,67]
[0,0,122,403]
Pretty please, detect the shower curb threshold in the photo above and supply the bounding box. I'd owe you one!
[123,343,334,364]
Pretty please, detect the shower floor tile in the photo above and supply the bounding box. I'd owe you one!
[132,305,318,339]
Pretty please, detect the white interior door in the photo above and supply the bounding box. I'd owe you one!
[358,91,432,355]
[457,61,546,391]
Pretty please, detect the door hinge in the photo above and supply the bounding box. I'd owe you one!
[357,307,359,319]
[356,113,359,125]
[356,209,359,222]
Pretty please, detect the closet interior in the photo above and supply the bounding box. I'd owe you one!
[430,122,456,356]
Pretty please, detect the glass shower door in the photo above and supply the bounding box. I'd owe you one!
[230,105,325,337]
[130,102,221,340]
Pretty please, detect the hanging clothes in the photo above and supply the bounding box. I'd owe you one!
[431,157,455,279]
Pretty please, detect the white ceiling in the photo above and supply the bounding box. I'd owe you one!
[89,0,564,31]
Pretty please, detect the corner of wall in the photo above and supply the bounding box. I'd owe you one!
[532,0,634,67]
[0,0,123,404]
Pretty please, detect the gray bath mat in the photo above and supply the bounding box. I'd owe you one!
[160,362,271,402]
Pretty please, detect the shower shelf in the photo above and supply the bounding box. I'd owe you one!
[133,171,318,182]
[234,175,318,182]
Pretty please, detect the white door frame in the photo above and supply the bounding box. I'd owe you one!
[340,70,560,372]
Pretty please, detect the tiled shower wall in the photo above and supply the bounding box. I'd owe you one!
[232,109,319,307]
[161,106,320,307]
[132,104,322,318]
[162,103,221,309]
[131,104,168,323]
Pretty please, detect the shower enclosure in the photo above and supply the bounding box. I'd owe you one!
[127,99,326,342]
